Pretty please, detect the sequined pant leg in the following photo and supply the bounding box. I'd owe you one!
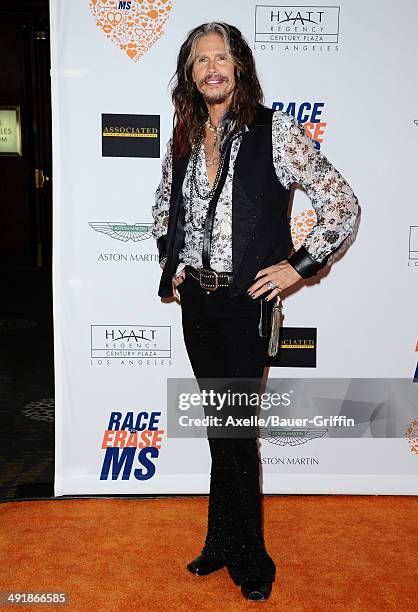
[202,436,276,585]
[178,276,276,585]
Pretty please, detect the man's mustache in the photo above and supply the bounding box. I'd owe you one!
[199,74,228,86]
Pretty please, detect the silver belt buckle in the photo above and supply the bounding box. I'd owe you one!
[199,268,219,291]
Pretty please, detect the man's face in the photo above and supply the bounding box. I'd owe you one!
[191,32,236,106]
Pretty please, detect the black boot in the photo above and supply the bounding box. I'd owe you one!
[187,553,226,576]
[241,580,273,601]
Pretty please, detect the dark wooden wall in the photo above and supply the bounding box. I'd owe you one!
[0,0,51,269]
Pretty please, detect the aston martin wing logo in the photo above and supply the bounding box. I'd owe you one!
[89,222,153,242]
[259,427,328,446]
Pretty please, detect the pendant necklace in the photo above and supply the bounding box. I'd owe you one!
[190,122,225,201]
[204,116,223,167]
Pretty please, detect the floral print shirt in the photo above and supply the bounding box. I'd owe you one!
[152,109,359,277]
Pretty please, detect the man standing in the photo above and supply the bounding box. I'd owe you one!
[152,22,358,601]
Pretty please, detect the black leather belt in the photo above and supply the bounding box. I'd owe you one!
[186,265,233,291]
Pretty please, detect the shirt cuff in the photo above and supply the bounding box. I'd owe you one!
[287,246,328,278]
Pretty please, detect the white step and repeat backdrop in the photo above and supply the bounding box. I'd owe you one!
[50,0,418,496]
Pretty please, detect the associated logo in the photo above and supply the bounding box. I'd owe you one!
[408,226,418,265]
[268,328,317,368]
[102,114,160,158]
[405,419,418,455]
[90,222,153,242]
[259,426,327,446]
[272,101,327,150]
[89,0,172,62]
[100,411,164,480]
[254,5,340,53]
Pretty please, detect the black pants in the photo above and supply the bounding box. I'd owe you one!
[177,270,276,586]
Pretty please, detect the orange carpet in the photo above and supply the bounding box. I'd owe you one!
[0,495,416,611]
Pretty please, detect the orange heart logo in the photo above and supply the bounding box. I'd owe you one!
[290,209,317,248]
[89,0,172,62]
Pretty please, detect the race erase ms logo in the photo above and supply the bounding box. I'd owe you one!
[100,411,164,480]
[89,0,172,62]
[272,101,327,150]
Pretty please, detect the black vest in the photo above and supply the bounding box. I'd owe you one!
[157,105,293,298]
